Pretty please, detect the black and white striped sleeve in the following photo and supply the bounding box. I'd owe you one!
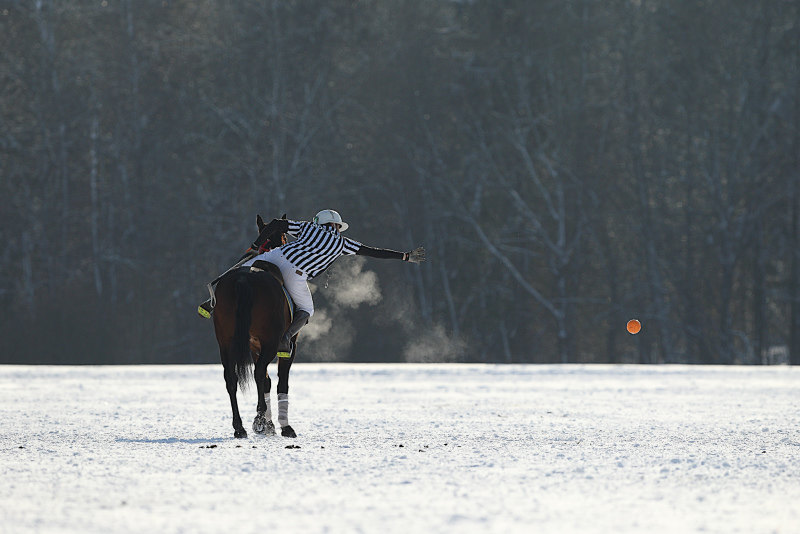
[342,236,363,256]
[286,220,305,236]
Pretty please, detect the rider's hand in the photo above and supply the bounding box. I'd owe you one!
[405,247,426,263]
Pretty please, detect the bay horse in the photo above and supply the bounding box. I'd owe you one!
[211,217,297,439]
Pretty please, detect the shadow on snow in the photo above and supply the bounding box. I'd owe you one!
[116,437,228,445]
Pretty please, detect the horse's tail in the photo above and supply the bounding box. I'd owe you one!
[230,275,253,389]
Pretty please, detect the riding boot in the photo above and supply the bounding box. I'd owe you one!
[276,310,310,358]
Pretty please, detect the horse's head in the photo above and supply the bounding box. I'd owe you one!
[255,213,288,251]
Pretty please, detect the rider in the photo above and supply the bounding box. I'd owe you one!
[213,209,425,358]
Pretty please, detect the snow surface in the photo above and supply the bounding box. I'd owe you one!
[1,363,798,534]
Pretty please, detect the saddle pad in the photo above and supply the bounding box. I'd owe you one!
[281,286,295,322]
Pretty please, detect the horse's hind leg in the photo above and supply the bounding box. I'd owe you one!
[276,350,297,438]
[252,352,276,435]
[223,356,247,438]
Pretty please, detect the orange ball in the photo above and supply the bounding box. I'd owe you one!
[627,319,641,335]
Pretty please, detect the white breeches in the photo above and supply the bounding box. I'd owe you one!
[243,248,314,316]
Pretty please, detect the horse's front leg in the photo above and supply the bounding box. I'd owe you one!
[252,352,276,435]
[277,350,296,438]
[223,358,247,438]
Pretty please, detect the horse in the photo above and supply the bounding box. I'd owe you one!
[211,217,298,439]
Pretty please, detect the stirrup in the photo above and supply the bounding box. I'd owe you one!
[198,282,217,319]
[197,300,213,319]
[276,338,294,359]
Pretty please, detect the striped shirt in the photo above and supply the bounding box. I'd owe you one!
[280,220,362,279]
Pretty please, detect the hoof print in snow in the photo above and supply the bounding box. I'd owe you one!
[200,444,217,449]
[285,444,301,450]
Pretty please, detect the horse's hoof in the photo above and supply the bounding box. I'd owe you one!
[253,415,276,435]
[281,425,297,438]
[234,428,247,439]
[252,415,264,433]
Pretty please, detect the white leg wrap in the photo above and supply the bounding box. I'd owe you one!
[277,393,289,427]
[263,395,272,420]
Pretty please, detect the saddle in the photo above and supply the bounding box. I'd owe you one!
[249,260,284,283]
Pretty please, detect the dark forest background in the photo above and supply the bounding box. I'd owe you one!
[2,0,800,365]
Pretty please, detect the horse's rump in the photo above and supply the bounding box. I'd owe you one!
[212,267,289,387]
[250,261,296,319]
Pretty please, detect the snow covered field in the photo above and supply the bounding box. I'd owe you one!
[1,363,798,534]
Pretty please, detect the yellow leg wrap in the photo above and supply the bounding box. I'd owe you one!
[276,351,292,359]
[197,305,211,319]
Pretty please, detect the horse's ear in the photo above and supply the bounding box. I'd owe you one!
[280,213,287,220]
[257,215,265,231]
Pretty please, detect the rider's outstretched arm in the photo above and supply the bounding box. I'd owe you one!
[357,245,425,263]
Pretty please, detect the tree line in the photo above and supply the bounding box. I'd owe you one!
[1,0,799,364]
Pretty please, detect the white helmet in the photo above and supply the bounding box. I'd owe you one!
[313,209,349,232]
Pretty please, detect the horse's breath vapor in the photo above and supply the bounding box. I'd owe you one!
[304,257,382,360]
[303,257,464,362]
[302,307,333,343]
[403,324,464,363]
[327,257,383,308]
[383,286,464,363]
